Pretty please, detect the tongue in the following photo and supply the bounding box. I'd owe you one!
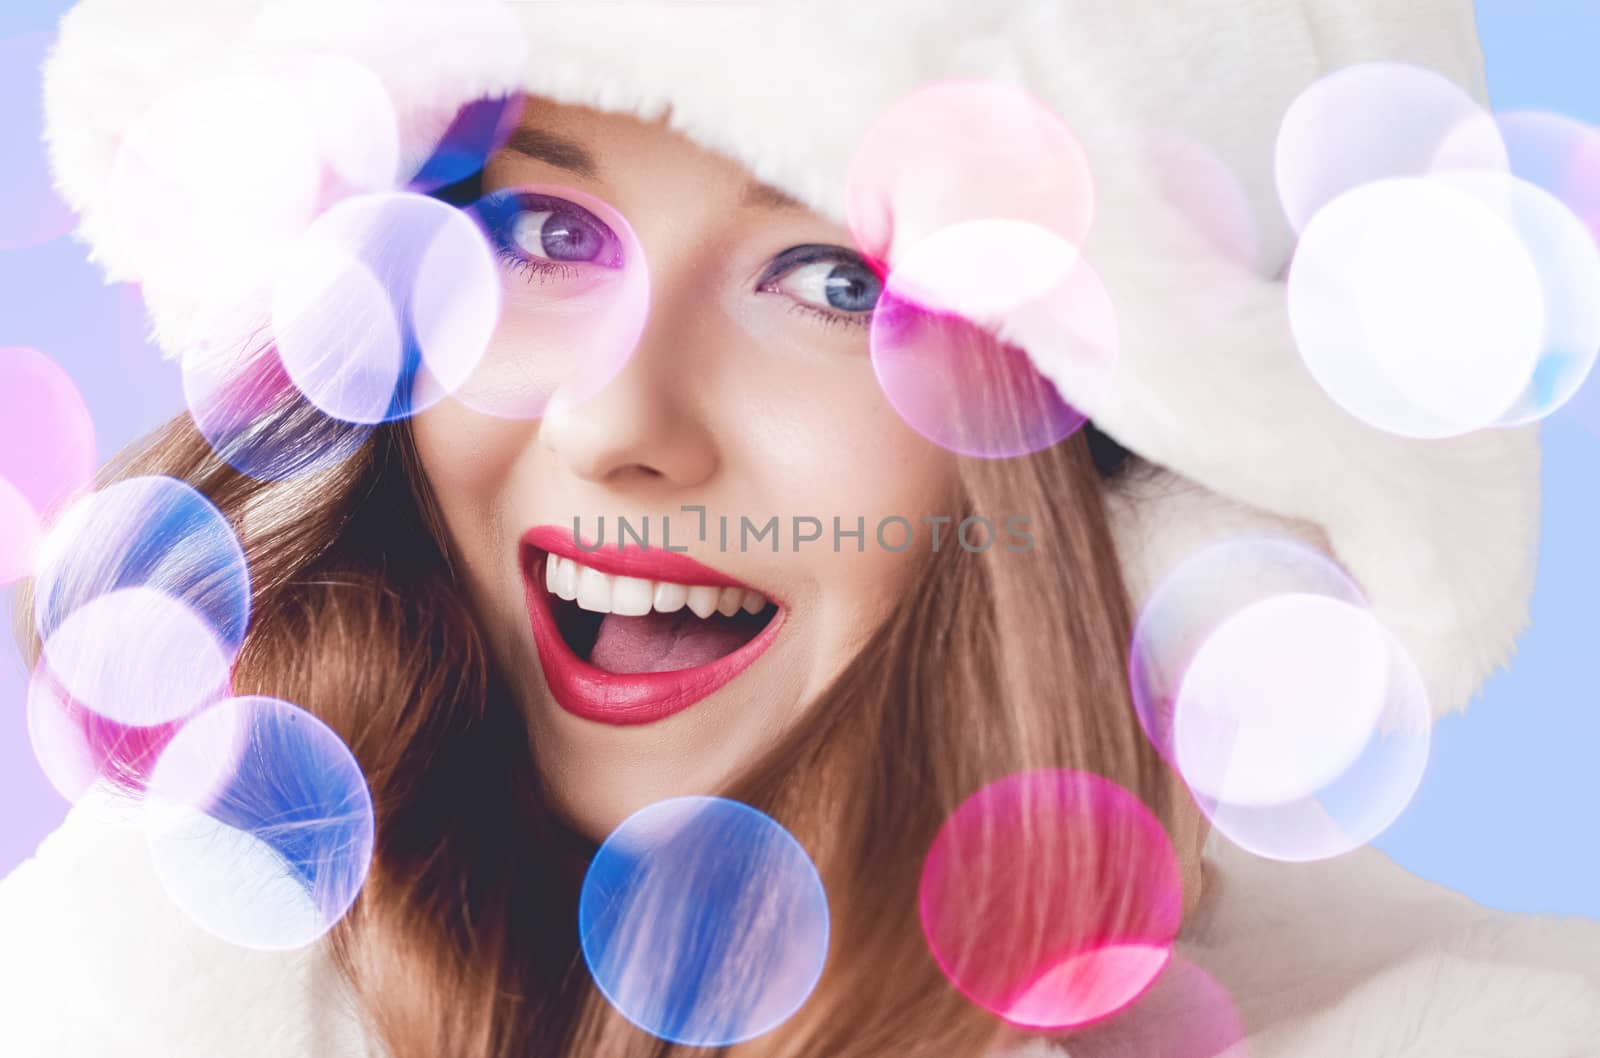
[589,609,755,675]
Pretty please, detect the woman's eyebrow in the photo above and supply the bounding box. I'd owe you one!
[503,123,803,211]
[503,126,600,179]
[740,180,804,211]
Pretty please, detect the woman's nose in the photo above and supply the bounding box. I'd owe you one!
[536,291,721,492]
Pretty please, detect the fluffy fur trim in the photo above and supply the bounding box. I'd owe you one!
[39,0,1540,717]
[39,0,528,373]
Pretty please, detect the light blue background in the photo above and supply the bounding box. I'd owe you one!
[0,1,1596,918]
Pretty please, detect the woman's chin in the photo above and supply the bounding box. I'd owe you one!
[519,626,812,842]
[527,695,754,844]
[541,765,709,845]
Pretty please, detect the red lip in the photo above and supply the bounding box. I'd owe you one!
[519,525,786,726]
[523,524,781,597]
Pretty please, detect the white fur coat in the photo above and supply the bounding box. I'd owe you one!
[1,787,1596,1057]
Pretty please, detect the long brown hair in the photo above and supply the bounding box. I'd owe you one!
[20,298,1184,1058]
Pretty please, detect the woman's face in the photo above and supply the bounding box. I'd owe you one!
[411,97,957,839]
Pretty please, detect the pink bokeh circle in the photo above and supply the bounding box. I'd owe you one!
[26,662,185,804]
[919,769,1183,1030]
[1135,130,1262,276]
[846,78,1095,267]
[0,346,97,524]
[1059,955,1250,1058]
[0,477,42,586]
[870,221,1117,458]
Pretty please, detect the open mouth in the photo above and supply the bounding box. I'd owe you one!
[537,550,780,674]
[518,526,787,726]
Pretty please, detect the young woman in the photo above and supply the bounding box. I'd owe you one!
[3,1,1596,1056]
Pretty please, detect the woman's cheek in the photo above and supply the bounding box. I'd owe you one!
[748,383,953,601]
[410,401,539,581]
[414,402,529,501]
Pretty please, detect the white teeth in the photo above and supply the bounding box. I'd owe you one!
[685,585,721,619]
[555,556,578,601]
[610,574,654,617]
[653,581,688,613]
[542,553,772,618]
[575,565,611,613]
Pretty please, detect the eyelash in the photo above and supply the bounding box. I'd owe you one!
[492,246,584,284]
[482,193,876,328]
[782,299,873,331]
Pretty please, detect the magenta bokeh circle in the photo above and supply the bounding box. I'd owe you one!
[0,346,97,580]
[919,769,1182,1029]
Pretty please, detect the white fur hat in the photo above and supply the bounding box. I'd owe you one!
[40,0,1539,720]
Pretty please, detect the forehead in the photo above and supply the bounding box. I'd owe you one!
[487,96,811,215]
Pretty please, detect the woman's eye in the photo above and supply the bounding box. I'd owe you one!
[760,247,883,327]
[511,210,608,263]
[474,190,623,280]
